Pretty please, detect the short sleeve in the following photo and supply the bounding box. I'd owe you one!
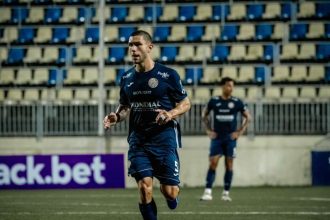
[168,70,187,103]
[206,99,213,112]
[238,99,247,113]
[119,78,130,106]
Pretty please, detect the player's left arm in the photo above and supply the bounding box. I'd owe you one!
[231,109,251,140]
[155,97,191,125]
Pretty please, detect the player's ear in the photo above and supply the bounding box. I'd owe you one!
[148,43,153,52]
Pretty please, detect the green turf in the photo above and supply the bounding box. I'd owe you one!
[1,187,330,220]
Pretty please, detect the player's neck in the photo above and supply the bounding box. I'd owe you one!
[135,59,155,73]
[221,94,231,100]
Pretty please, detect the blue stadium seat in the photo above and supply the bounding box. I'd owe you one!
[281,3,291,19]
[325,67,330,83]
[144,5,163,21]
[18,27,35,43]
[110,6,128,22]
[221,25,238,41]
[160,46,178,62]
[7,48,25,64]
[185,67,203,84]
[85,27,99,43]
[3,0,19,4]
[186,25,204,42]
[263,45,273,61]
[116,68,126,85]
[211,45,229,62]
[34,0,51,3]
[11,7,29,24]
[255,66,266,83]
[153,26,170,42]
[58,47,76,64]
[290,24,307,40]
[48,69,66,86]
[212,4,229,21]
[45,7,62,23]
[247,4,264,20]
[326,24,330,39]
[0,29,3,39]
[118,27,136,42]
[52,27,69,43]
[256,24,272,40]
[78,7,95,23]
[108,46,126,63]
[178,5,196,21]
[316,3,330,18]
[316,44,330,60]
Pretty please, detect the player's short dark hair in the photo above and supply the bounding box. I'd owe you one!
[220,77,235,85]
[130,30,153,43]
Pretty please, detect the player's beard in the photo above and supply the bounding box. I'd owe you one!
[131,53,146,64]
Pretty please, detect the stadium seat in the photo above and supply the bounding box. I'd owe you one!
[297,2,315,18]
[280,43,298,60]
[0,68,15,85]
[228,45,246,61]
[306,65,324,82]
[212,4,229,21]
[319,87,330,98]
[168,25,186,41]
[0,48,8,64]
[246,87,261,99]
[272,23,288,40]
[213,87,222,97]
[237,66,254,83]
[7,47,25,64]
[78,7,95,23]
[48,68,66,86]
[202,24,220,41]
[282,87,298,99]
[45,7,62,23]
[281,3,291,20]
[325,67,330,83]
[144,5,162,22]
[16,68,32,85]
[85,27,99,43]
[237,24,255,40]
[272,66,290,83]
[233,87,246,99]
[227,3,246,21]
[263,44,273,61]
[194,87,211,101]
[118,27,136,42]
[160,45,177,62]
[0,27,17,44]
[290,24,307,40]
[66,27,83,43]
[186,25,204,42]
[104,67,116,85]
[185,67,203,84]
[83,68,98,85]
[52,27,69,43]
[32,68,48,85]
[255,66,266,83]
[126,6,143,22]
[34,27,51,43]
[221,25,238,41]
[74,89,90,102]
[0,8,11,24]
[74,46,92,63]
[160,5,178,21]
[108,87,120,102]
[306,23,325,39]
[60,7,77,23]
[201,67,220,84]
[316,44,330,60]
[110,6,127,22]
[26,7,43,23]
[153,26,170,42]
[247,4,264,20]
[11,7,29,23]
[245,44,263,61]
[24,89,40,102]
[194,5,212,21]
[316,3,330,18]
[256,23,272,40]
[178,5,195,21]
[40,47,58,63]
[221,66,238,79]
[92,7,110,23]
[176,45,195,61]
[104,26,118,42]
[6,89,23,102]
[108,46,126,63]
[289,66,307,82]
[297,43,315,60]
[57,88,73,102]
[24,47,42,64]
[65,68,82,85]
[194,45,211,61]
[211,45,229,62]
[265,87,280,99]
[17,27,35,43]
[300,87,316,99]
[263,3,280,19]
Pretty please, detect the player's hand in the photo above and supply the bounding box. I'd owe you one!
[155,109,173,125]
[206,130,217,139]
[231,131,240,140]
[103,112,118,129]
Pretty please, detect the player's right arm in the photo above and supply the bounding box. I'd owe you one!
[103,104,130,129]
[202,106,217,139]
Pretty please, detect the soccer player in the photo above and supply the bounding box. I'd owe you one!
[103,30,191,220]
[200,77,251,201]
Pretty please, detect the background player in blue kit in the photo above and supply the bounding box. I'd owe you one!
[200,77,251,202]
[103,30,191,220]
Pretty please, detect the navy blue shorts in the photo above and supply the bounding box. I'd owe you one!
[128,146,180,185]
[209,137,237,158]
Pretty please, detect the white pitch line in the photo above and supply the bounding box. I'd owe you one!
[294,197,330,202]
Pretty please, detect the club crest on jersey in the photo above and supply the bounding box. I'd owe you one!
[228,102,235,109]
[148,78,159,88]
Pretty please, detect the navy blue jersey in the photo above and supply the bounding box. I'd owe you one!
[207,96,247,137]
[119,62,187,148]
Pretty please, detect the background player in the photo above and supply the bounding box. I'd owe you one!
[103,30,191,220]
[200,77,251,201]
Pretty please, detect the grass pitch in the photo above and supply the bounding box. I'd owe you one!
[0,186,329,220]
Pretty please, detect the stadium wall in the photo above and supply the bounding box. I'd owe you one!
[0,135,327,188]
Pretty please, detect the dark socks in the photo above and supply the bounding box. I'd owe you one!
[139,198,157,220]
[206,168,216,188]
[224,170,233,191]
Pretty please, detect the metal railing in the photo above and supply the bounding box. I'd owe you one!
[0,101,329,137]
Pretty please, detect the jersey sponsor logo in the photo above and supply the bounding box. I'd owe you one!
[133,90,152,95]
[148,78,159,88]
[219,109,230,113]
[216,115,234,121]
[228,102,235,109]
[131,101,161,109]
[157,71,169,79]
